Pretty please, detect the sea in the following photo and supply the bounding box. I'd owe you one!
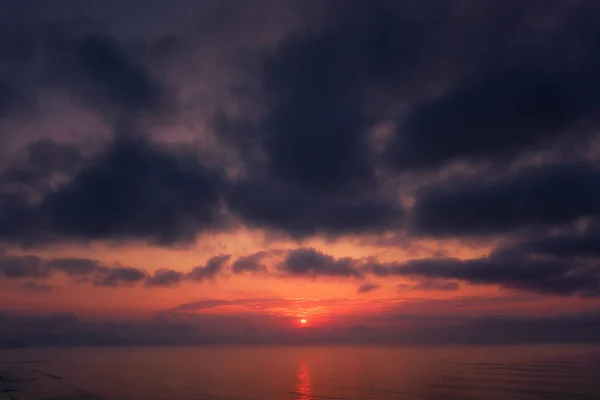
[1,345,600,400]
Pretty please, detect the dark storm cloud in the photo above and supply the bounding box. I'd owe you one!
[0,134,225,245]
[227,180,402,237]
[385,67,588,171]
[221,0,600,178]
[412,164,600,236]
[370,252,600,297]
[216,1,442,236]
[67,34,166,118]
[357,282,380,293]
[0,133,226,247]
[213,0,600,238]
[278,248,363,278]
[187,255,231,281]
[145,269,185,287]
[384,1,600,171]
[231,251,268,274]
[4,0,600,263]
[46,134,224,244]
[258,30,373,192]
[0,23,171,123]
[0,139,83,196]
[0,79,26,118]
[496,222,600,260]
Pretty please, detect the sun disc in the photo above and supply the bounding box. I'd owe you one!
[300,319,307,324]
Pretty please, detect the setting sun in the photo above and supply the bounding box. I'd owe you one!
[300,319,307,325]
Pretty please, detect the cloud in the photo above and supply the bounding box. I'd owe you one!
[278,247,363,278]
[385,67,589,171]
[500,227,600,259]
[187,255,231,281]
[357,282,380,293]
[371,251,600,297]
[47,258,107,277]
[19,281,53,292]
[0,253,145,288]
[0,21,172,123]
[145,269,185,287]
[92,266,147,287]
[231,251,268,274]
[67,34,168,119]
[412,164,600,237]
[0,134,226,246]
[0,255,48,279]
[227,180,402,237]
[46,134,225,244]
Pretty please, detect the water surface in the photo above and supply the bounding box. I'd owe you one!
[2,345,600,399]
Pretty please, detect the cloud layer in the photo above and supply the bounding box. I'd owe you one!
[2,0,600,344]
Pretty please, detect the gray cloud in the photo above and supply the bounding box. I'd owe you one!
[145,269,185,287]
[357,282,381,293]
[93,266,148,287]
[187,255,231,281]
[278,247,363,278]
[231,251,268,274]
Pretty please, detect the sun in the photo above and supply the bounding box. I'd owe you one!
[300,319,307,325]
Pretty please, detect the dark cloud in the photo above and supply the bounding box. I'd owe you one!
[1,134,226,246]
[279,247,363,278]
[227,180,402,237]
[0,255,48,279]
[187,255,230,281]
[231,251,268,274]
[0,22,172,124]
[257,30,373,192]
[0,139,83,196]
[93,266,147,287]
[371,252,600,297]
[385,67,587,171]
[43,135,224,245]
[19,281,53,292]
[357,282,380,293]
[0,253,145,288]
[384,1,600,171]
[499,225,600,259]
[0,79,26,118]
[412,164,600,237]
[46,258,107,277]
[145,269,185,287]
[213,0,600,240]
[68,34,167,118]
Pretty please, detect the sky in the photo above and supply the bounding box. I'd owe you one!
[2,0,600,345]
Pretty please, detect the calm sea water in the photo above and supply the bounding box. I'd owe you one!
[2,345,600,400]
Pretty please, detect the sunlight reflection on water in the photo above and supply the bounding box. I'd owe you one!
[295,362,313,400]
